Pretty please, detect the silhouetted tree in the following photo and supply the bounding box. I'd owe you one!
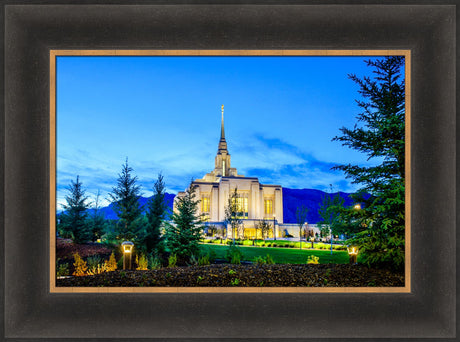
[58,176,92,243]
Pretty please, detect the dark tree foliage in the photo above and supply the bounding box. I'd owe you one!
[333,56,405,270]
[145,173,167,254]
[58,176,92,244]
[109,158,144,241]
[165,182,203,264]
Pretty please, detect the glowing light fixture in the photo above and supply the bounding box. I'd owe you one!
[354,204,361,210]
[347,246,359,264]
[121,241,134,269]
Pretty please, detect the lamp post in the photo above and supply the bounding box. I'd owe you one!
[121,241,134,270]
[273,214,276,241]
[347,246,359,264]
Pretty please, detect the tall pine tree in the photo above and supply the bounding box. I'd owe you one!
[333,56,405,270]
[58,176,92,243]
[165,182,203,264]
[145,173,167,254]
[109,158,143,241]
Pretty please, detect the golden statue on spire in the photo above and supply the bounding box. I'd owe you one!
[221,104,224,114]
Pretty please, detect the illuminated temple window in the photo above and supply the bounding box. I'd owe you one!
[201,195,210,214]
[232,193,248,218]
[264,199,273,217]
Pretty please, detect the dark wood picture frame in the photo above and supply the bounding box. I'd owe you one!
[2,2,456,340]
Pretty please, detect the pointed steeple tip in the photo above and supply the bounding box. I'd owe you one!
[220,104,225,140]
[217,103,228,153]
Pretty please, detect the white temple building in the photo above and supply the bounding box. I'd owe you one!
[175,105,284,238]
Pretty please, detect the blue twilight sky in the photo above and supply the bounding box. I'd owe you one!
[57,56,392,208]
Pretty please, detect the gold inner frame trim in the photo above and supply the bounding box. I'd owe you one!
[50,49,411,294]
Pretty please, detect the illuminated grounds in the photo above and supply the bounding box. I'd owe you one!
[56,239,404,287]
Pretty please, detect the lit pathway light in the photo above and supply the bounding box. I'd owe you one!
[347,246,359,264]
[121,241,134,270]
[354,203,361,210]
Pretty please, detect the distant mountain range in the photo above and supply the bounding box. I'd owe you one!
[88,188,364,224]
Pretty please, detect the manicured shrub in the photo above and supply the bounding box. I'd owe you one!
[136,254,148,270]
[254,256,266,265]
[73,253,88,276]
[189,254,199,266]
[149,254,162,270]
[105,252,117,272]
[226,245,243,264]
[198,254,210,266]
[265,253,275,264]
[87,256,102,270]
[56,261,69,277]
[168,254,178,267]
[87,263,107,275]
[307,255,320,264]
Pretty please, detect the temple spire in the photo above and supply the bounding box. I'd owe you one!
[218,104,228,153]
[221,104,225,139]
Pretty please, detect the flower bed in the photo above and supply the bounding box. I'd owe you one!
[56,263,404,287]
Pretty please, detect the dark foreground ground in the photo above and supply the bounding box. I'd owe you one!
[56,264,404,287]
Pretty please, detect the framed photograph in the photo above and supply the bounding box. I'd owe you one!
[50,50,410,294]
[3,2,456,340]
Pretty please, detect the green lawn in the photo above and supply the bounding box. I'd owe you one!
[200,244,350,264]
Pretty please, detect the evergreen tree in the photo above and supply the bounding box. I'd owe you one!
[58,176,92,243]
[224,188,243,243]
[145,174,167,254]
[165,182,203,264]
[108,158,144,241]
[333,56,405,270]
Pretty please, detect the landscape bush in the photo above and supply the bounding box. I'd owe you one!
[105,252,118,272]
[168,254,178,268]
[226,245,243,264]
[265,254,275,264]
[136,254,149,270]
[307,255,320,264]
[56,260,70,277]
[73,253,88,276]
[149,254,162,270]
[87,256,102,270]
[198,254,210,266]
